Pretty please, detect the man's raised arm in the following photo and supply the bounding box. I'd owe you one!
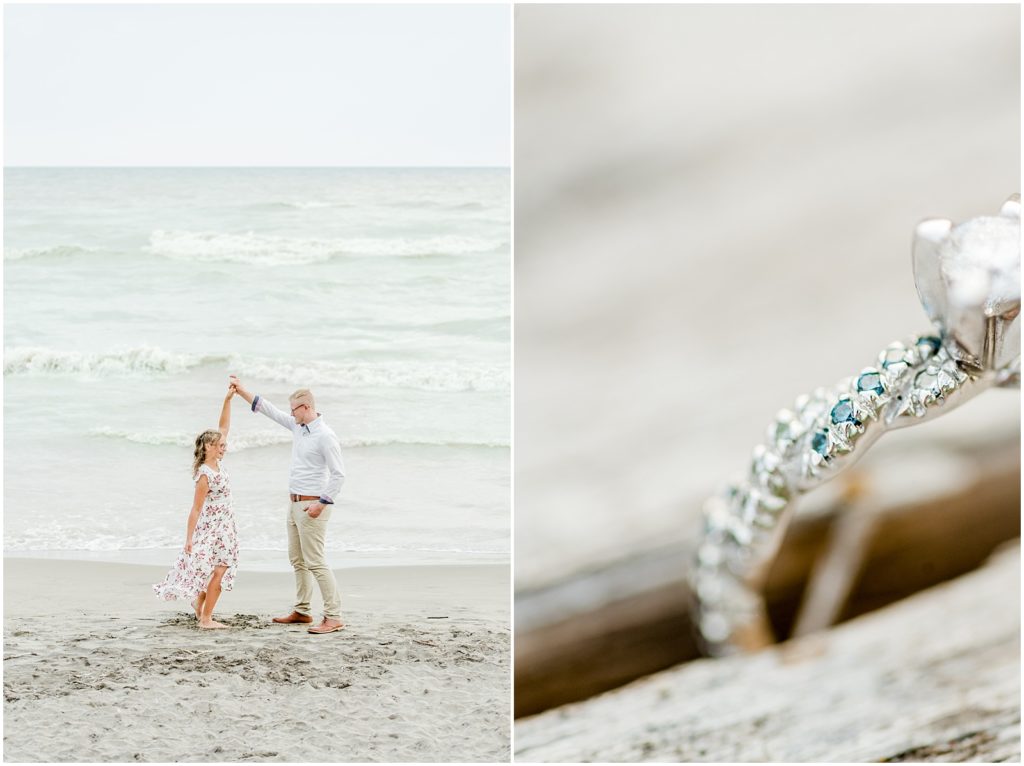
[229,376,294,430]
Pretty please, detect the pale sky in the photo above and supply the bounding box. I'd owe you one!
[4,4,510,166]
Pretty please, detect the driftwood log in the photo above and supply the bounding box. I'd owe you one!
[515,543,1021,762]
[515,438,1020,718]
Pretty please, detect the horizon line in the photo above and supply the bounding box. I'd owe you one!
[5,164,510,170]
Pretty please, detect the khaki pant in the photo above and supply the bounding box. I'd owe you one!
[287,500,341,619]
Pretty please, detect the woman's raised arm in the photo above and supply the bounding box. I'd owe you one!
[219,385,234,437]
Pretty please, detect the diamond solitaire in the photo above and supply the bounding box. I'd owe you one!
[914,196,1020,375]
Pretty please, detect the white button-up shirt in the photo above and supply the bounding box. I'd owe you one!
[252,395,346,503]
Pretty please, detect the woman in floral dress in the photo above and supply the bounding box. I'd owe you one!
[154,384,240,629]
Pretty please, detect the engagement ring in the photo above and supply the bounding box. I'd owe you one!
[692,196,1021,656]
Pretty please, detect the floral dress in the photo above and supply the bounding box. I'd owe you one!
[153,463,239,601]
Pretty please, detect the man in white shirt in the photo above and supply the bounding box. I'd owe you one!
[229,376,345,634]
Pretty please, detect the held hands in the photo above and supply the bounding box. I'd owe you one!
[228,375,247,397]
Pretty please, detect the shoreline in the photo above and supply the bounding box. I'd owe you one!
[3,547,510,573]
[4,557,509,619]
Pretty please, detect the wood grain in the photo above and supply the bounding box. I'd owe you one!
[515,544,1020,762]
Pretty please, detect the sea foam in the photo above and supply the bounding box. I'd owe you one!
[230,356,509,393]
[4,346,216,377]
[4,245,100,260]
[146,230,506,265]
[89,427,293,450]
[5,346,509,392]
[90,426,509,450]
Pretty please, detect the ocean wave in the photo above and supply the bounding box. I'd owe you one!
[4,533,173,553]
[145,229,507,265]
[250,200,492,213]
[343,437,509,449]
[4,346,218,377]
[273,200,335,210]
[5,346,509,392]
[89,427,293,450]
[380,200,490,211]
[424,316,510,337]
[90,427,509,450]
[230,356,509,393]
[5,244,100,260]
[248,200,348,211]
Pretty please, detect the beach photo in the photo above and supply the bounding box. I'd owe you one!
[4,4,510,762]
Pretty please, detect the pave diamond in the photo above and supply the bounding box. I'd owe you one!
[700,610,731,644]
[914,368,940,396]
[916,335,941,359]
[696,542,723,568]
[881,345,911,372]
[856,371,884,396]
[830,398,859,426]
[810,429,829,456]
[795,390,830,429]
[769,409,805,453]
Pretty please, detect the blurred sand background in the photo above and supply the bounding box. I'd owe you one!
[4,560,509,762]
[515,4,1020,595]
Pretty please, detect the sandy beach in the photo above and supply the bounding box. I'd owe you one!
[3,558,510,762]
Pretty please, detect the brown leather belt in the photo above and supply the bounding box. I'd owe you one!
[290,494,319,502]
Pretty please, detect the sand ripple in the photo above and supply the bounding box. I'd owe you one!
[4,612,510,762]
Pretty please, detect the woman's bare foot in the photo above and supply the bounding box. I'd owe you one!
[198,619,229,630]
[192,592,207,619]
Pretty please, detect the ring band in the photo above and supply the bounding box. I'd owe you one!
[692,196,1021,656]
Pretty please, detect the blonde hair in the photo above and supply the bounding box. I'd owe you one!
[289,388,315,409]
[192,430,222,478]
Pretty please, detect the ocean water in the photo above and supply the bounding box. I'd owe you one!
[4,167,510,570]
